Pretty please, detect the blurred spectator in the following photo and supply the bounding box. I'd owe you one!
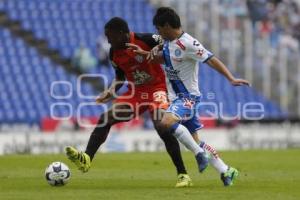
[96,35,110,66]
[279,32,299,50]
[221,0,248,17]
[72,44,97,72]
[246,0,300,50]
[293,22,300,44]
[246,0,269,24]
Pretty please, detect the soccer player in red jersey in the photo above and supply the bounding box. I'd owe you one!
[65,17,194,187]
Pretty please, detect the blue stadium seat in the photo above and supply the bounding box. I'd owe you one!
[2,0,156,61]
[0,26,106,124]
[0,0,287,126]
[198,63,286,119]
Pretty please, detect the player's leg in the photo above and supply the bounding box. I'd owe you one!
[153,117,188,175]
[85,103,133,159]
[159,98,208,173]
[184,117,238,186]
[196,132,238,186]
[151,108,192,187]
[65,103,134,172]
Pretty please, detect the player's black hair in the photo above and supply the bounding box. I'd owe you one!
[104,17,130,33]
[153,7,181,28]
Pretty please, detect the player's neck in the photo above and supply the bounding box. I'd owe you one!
[169,29,184,41]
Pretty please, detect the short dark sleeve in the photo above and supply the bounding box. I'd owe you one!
[134,33,163,48]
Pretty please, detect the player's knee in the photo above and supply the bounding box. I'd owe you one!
[157,119,170,131]
[91,115,111,137]
[154,124,173,144]
[153,121,166,135]
[160,116,178,130]
[95,113,114,127]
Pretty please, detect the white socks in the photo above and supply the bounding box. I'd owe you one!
[169,121,229,174]
[200,141,228,174]
[170,123,204,155]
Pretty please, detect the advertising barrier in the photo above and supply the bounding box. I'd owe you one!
[0,123,300,155]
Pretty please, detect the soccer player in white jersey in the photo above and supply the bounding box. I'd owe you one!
[128,7,250,186]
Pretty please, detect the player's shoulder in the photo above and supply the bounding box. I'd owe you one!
[179,33,202,47]
[134,32,162,48]
[135,32,162,42]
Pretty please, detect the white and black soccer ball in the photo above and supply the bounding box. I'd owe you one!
[45,161,71,186]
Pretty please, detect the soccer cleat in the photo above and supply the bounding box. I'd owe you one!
[195,152,209,173]
[175,174,193,188]
[65,146,91,173]
[221,167,239,186]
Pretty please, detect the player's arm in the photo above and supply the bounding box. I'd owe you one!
[146,43,165,64]
[96,67,125,104]
[148,49,165,64]
[186,39,250,86]
[109,67,126,93]
[126,43,165,64]
[206,57,250,86]
[127,33,165,64]
[96,49,126,104]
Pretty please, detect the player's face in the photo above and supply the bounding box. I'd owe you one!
[155,24,171,40]
[105,29,129,49]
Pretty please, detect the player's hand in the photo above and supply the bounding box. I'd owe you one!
[147,45,160,61]
[96,90,113,104]
[230,78,251,86]
[126,43,150,56]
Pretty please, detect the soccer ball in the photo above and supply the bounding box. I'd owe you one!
[45,161,71,186]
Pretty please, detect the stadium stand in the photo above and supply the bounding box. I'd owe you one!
[0,27,105,125]
[1,0,155,59]
[198,62,285,119]
[0,0,287,129]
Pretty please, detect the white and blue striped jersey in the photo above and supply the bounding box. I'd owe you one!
[162,32,214,101]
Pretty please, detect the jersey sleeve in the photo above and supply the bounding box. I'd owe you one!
[135,33,163,48]
[109,48,125,80]
[185,39,214,63]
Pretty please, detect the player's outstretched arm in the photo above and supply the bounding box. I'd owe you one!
[206,56,250,86]
[126,43,165,64]
[146,44,164,61]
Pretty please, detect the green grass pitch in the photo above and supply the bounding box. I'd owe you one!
[0,149,299,200]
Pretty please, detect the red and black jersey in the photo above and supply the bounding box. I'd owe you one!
[110,32,166,92]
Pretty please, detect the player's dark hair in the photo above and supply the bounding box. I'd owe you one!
[153,7,181,29]
[105,17,130,33]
